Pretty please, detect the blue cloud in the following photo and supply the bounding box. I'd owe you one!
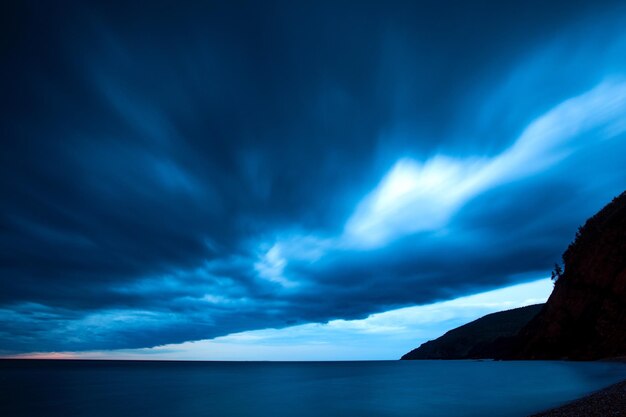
[2,0,626,354]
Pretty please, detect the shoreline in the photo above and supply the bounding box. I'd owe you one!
[529,379,626,416]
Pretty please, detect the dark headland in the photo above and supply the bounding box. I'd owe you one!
[401,304,544,360]
[402,191,626,413]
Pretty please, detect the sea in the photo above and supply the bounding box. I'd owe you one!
[1,359,626,417]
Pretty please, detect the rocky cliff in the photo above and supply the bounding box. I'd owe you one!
[510,191,626,360]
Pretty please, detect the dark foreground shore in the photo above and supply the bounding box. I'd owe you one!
[530,380,626,416]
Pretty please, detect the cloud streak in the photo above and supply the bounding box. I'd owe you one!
[344,80,626,248]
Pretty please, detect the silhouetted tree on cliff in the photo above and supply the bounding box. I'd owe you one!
[551,263,563,284]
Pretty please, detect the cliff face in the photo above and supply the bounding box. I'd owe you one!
[401,304,543,360]
[511,191,626,360]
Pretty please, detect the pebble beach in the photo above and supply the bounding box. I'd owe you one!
[530,380,626,417]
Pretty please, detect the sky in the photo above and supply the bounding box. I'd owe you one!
[2,0,626,360]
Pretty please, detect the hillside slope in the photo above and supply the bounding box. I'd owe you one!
[401,304,543,360]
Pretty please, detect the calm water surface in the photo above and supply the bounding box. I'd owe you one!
[1,359,625,417]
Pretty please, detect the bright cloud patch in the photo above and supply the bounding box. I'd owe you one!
[343,80,626,248]
[343,157,480,247]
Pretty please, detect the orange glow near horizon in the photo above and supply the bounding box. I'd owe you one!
[3,352,80,360]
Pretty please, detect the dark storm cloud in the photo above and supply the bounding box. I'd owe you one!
[2,0,626,353]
